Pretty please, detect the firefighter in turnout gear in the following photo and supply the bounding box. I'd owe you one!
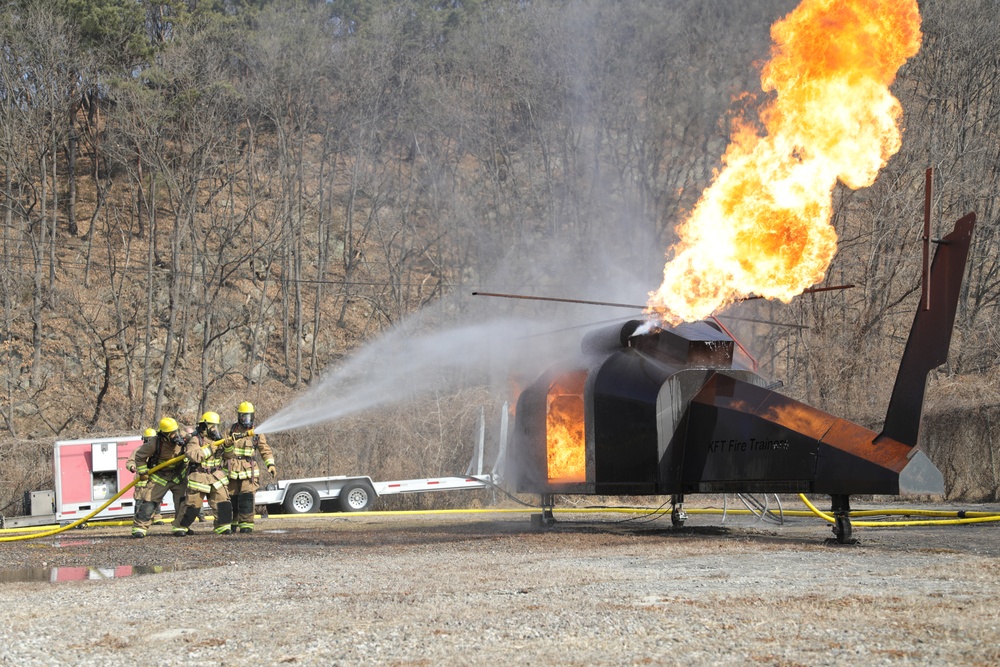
[130,418,189,538]
[126,428,163,524]
[224,401,275,533]
[178,412,234,536]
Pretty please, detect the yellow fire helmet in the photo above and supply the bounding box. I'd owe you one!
[199,411,221,425]
[237,401,255,414]
[143,427,156,438]
[158,416,179,434]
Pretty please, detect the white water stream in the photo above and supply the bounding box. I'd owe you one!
[254,315,592,435]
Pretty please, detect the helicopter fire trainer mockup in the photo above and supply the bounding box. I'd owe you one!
[506,212,975,543]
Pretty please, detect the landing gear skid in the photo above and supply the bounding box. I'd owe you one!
[830,494,856,545]
[670,494,687,527]
[531,494,557,528]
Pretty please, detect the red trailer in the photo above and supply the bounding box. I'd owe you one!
[52,436,178,523]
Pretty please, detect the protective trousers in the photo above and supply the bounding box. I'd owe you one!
[227,477,259,532]
[180,485,232,534]
[131,478,187,537]
[132,481,163,523]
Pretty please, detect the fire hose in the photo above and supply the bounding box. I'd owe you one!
[0,454,186,543]
[797,494,1000,527]
[65,502,1000,528]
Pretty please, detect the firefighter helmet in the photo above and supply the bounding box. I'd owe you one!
[199,411,221,426]
[237,401,255,428]
[143,427,156,438]
[158,417,179,434]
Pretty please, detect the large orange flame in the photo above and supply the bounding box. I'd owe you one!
[546,372,586,483]
[647,0,922,324]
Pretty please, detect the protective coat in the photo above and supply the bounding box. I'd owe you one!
[183,434,232,534]
[130,433,187,536]
[224,424,275,531]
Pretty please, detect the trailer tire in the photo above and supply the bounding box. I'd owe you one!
[283,486,321,514]
[339,481,376,512]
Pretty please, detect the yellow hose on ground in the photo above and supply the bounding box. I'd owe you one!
[0,506,826,532]
[848,508,1000,518]
[798,494,1000,527]
[6,503,997,531]
[220,503,1000,527]
[0,455,186,543]
[5,476,1000,538]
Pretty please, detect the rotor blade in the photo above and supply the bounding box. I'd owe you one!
[736,284,855,302]
[471,291,646,309]
[472,284,854,310]
[716,315,808,330]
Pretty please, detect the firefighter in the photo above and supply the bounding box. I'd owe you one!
[181,426,209,526]
[177,411,234,536]
[126,428,163,524]
[224,401,276,533]
[130,417,189,538]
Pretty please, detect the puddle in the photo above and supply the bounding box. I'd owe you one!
[0,564,192,584]
[50,539,102,548]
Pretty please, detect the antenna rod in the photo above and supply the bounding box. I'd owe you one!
[471,292,645,309]
[472,284,855,310]
[923,167,932,311]
[736,283,855,301]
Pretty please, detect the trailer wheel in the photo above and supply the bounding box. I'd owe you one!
[283,486,321,514]
[339,481,376,512]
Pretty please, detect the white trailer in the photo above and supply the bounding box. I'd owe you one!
[254,474,497,514]
[255,404,504,514]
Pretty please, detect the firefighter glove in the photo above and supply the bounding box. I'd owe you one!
[267,465,276,477]
[127,463,136,473]
[139,473,149,481]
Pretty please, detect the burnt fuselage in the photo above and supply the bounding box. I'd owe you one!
[509,213,975,504]
[508,319,942,499]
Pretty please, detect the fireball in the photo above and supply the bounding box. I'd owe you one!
[648,0,922,324]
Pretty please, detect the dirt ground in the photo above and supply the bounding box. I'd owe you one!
[1,500,999,666]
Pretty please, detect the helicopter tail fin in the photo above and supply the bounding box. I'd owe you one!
[877,212,976,448]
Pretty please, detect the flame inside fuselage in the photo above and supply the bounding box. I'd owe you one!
[546,372,586,483]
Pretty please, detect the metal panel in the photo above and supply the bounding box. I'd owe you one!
[29,490,54,516]
[880,212,976,447]
[91,441,118,472]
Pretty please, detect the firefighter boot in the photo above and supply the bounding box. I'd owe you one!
[176,506,201,536]
[214,501,234,535]
[237,492,256,533]
[131,500,157,538]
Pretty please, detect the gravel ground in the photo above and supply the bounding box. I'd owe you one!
[1,501,999,666]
